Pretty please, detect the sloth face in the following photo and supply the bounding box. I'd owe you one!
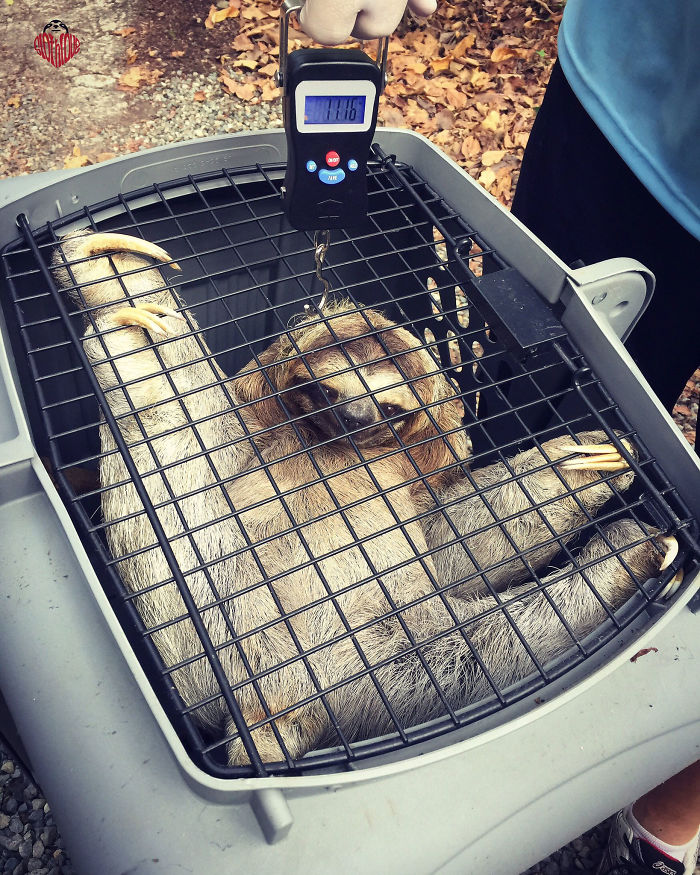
[43,19,69,36]
[278,308,443,447]
[287,352,422,445]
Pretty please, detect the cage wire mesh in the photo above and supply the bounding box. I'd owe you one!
[1,147,698,778]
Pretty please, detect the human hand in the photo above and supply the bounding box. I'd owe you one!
[298,0,437,46]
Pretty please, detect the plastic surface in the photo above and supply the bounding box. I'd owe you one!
[0,130,698,873]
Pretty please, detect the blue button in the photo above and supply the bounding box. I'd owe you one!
[347,159,359,171]
[318,168,346,185]
[306,160,317,173]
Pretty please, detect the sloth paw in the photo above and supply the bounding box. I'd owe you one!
[557,441,633,473]
[112,302,185,338]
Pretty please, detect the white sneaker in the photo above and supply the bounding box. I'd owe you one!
[596,808,700,875]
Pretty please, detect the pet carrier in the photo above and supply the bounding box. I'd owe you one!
[0,129,698,874]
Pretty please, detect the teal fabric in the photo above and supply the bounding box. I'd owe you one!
[558,0,700,240]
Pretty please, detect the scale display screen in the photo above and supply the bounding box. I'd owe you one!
[304,95,367,126]
[294,79,376,133]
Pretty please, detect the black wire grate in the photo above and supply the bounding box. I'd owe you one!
[1,148,698,778]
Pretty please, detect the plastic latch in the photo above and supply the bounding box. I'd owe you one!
[471,267,567,354]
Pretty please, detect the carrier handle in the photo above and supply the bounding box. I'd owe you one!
[277,0,390,91]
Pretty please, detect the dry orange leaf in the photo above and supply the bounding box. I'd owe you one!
[227,81,257,101]
[205,3,240,28]
[6,94,21,108]
[452,34,476,58]
[380,105,405,127]
[232,33,254,51]
[118,65,163,89]
[64,146,92,169]
[112,26,136,37]
[461,136,481,160]
[431,57,451,73]
[258,62,278,78]
[491,45,530,63]
[481,149,506,165]
[232,58,258,70]
[171,50,185,58]
[470,69,492,90]
[481,110,503,133]
[193,90,207,102]
[241,6,265,19]
[444,85,468,110]
[434,108,454,130]
[478,167,497,189]
[259,81,280,101]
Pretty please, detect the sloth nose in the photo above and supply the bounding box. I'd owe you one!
[336,399,377,432]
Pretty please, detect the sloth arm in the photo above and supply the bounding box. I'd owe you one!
[424,430,638,597]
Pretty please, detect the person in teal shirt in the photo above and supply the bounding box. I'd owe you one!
[512,1,699,459]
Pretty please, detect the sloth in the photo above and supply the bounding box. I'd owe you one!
[51,230,681,767]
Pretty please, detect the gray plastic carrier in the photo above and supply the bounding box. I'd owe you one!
[0,129,698,874]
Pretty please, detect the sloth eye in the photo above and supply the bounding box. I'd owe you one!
[320,384,338,403]
[381,404,402,419]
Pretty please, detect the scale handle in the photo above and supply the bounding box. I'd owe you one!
[277,0,389,92]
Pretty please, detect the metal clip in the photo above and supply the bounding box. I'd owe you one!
[276,0,389,92]
[304,229,331,314]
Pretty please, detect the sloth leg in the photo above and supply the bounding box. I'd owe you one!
[451,522,680,701]
[371,522,680,724]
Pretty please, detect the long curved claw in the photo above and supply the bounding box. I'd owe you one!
[659,568,684,599]
[71,232,181,271]
[112,303,183,338]
[557,441,632,472]
[656,535,683,599]
[657,534,679,571]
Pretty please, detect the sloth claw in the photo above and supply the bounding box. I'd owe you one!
[659,567,684,599]
[74,232,181,270]
[557,442,631,472]
[656,535,682,599]
[112,302,182,338]
[657,534,679,572]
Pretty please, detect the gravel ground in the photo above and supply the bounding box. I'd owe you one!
[1,3,698,873]
[0,752,69,875]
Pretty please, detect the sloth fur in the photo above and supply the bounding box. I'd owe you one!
[51,230,675,766]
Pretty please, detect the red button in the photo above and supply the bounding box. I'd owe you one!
[326,151,340,168]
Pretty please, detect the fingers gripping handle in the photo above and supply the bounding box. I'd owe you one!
[277,0,389,91]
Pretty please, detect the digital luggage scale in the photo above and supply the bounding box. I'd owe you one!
[277,1,388,231]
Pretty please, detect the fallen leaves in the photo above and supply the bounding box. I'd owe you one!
[117,64,163,90]
[205,0,241,29]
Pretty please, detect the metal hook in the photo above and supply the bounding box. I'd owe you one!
[304,229,331,314]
